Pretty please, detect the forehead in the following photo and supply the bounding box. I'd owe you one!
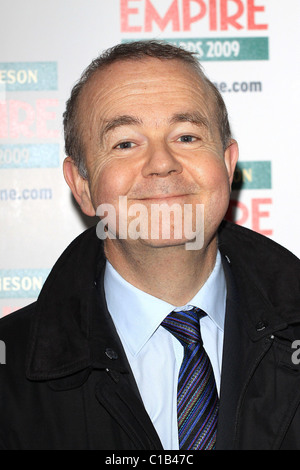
[78,58,215,129]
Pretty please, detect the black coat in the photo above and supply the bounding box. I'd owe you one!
[0,221,300,450]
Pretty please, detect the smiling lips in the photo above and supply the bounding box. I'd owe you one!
[139,193,189,200]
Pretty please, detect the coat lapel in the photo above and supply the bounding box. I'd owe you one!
[216,242,293,449]
[93,263,164,450]
[215,257,246,449]
[95,371,163,450]
[216,255,275,449]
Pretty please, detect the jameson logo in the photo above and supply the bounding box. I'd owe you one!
[0,62,57,91]
[96,196,205,250]
[0,62,60,169]
[232,161,271,190]
[0,269,49,298]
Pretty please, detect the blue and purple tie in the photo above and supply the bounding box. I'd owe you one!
[162,307,219,450]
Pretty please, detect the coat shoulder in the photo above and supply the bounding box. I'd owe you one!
[0,303,34,339]
[219,221,299,271]
[218,221,300,311]
[220,221,299,263]
[0,303,35,367]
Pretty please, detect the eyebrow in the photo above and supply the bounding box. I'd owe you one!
[99,111,209,143]
[100,115,142,142]
[170,112,209,129]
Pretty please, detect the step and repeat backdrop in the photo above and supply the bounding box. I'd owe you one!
[0,0,299,316]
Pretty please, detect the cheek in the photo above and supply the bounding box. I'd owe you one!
[193,155,231,228]
[198,158,232,233]
[193,153,230,193]
[88,158,134,207]
[210,165,231,194]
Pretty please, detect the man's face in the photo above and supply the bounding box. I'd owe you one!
[70,58,238,250]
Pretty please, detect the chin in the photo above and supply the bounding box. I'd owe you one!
[137,237,199,250]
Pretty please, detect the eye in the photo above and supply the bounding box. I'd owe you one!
[114,141,135,149]
[178,135,197,143]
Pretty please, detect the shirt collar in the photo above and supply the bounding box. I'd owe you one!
[186,250,226,331]
[104,251,226,357]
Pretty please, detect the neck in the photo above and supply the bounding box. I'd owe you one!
[104,237,218,306]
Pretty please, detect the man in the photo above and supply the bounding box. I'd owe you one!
[0,40,299,450]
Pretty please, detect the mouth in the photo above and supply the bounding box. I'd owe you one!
[138,194,191,202]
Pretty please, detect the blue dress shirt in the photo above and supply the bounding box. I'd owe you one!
[104,250,226,450]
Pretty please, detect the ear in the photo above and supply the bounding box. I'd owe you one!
[63,157,96,217]
[224,139,239,187]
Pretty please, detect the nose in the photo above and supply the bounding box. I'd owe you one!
[141,143,183,178]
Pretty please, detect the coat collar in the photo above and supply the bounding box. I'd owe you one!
[26,226,129,381]
[26,221,300,381]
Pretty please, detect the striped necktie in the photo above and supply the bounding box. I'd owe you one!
[162,307,219,450]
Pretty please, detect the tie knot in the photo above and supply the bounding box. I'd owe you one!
[162,307,205,347]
